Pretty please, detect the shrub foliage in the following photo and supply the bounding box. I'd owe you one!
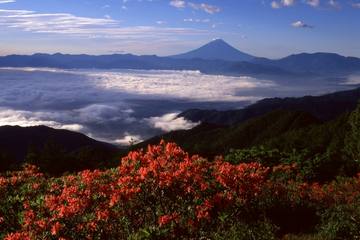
[1,141,360,239]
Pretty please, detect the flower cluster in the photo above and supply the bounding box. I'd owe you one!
[0,141,360,239]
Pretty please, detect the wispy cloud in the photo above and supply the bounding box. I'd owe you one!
[0,9,205,40]
[184,18,210,23]
[156,20,166,25]
[0,9,117,33]
[351,2,360,8]
[272,0,348,9]
[271,1,281,8]
[271,0,295,8]
[271,0,325,8]
[0,0,15,4]
[188,2,221,14]
[282,0,295,6]
[170,0,186,8]
[305,0,320,7]
[169,1,220,14]
[328,0,340,9]
[291,20,313,28]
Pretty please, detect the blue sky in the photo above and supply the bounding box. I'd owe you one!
[0,0,359,58]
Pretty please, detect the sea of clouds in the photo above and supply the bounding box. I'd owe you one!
[0,68,353,145]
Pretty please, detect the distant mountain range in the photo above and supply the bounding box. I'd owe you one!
[1,39,359,77]
[253,52,360,75]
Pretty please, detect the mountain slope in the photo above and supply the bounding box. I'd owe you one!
[133,110,322,157]
[179,87,360,126]
[133,108,351,168]
[0,125,120,174]
[170,39,255,62]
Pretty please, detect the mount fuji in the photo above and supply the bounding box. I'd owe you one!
[170,39,255,62]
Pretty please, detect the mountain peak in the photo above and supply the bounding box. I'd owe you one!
[205,38,234,48]
[170,39,255,62]
[209,38,227,43]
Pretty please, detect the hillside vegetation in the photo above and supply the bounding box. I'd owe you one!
[0,103,360,239]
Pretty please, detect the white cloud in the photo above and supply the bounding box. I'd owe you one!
[184,18,210,23]
[0,0,15,3]
[169,0,186,8]
[282,0,295,6]
[188,2,221,14]
[0,9,32,14]
[146,113,199,132]
[0,9,116,35]
[0,108,84,132]
[272,0,341,8]
[169,1,220,14]
[270,0,295,8]
[291,20,313,28]
[114,133,143,145]
[306,0,320,7]
[156,20,166,25]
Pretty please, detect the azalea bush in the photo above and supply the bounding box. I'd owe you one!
[1,141,360,239]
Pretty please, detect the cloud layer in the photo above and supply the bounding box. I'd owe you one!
[0,68,273,145]
[0,68,354,145]
[92,69,274,102]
